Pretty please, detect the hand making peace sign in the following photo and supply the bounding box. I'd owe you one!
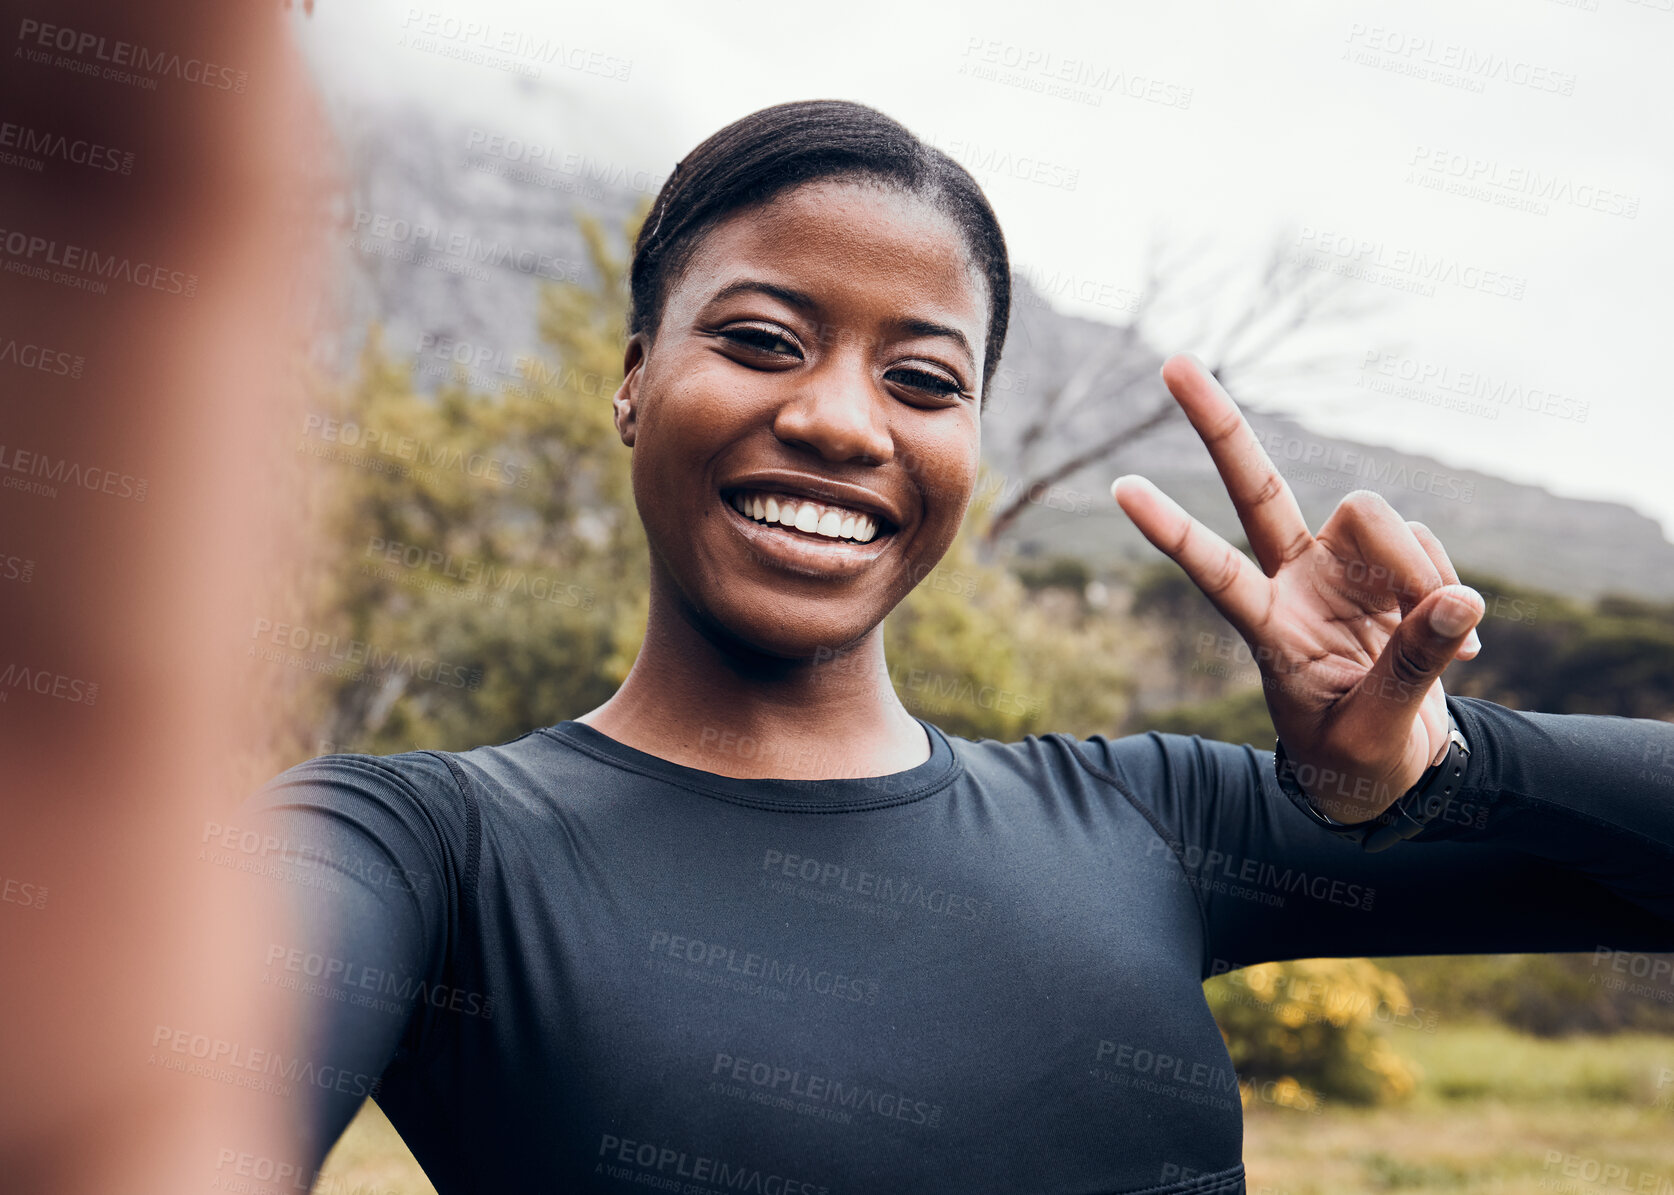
[1113,354,1486,825]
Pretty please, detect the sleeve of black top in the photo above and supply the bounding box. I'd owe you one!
[1074,695,1674,979]
[238,751,465,1170]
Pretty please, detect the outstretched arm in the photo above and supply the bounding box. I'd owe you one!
[1081,696,1673,973]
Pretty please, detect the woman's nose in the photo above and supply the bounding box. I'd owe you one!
[770,361,894,466]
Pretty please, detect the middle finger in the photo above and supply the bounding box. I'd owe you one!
[1160,353,1314,578]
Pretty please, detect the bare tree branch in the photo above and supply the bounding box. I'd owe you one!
[982,232,1382,549]
[986,396,1179,542]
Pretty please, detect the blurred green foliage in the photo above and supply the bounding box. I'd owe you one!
[291,215,646,759]
[1206,958,1421,1107]
[1377,952,1674,1038]
[1132,688,1276,750]
[1013,553,1092,593]
[883,504,1132,742]
[1444,574,1674,720]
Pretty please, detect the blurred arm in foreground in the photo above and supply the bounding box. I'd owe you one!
[0,2,334,1190]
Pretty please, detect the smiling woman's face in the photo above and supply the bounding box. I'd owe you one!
[615,179,990,661]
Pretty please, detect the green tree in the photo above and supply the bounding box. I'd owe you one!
[286,214,645,759]
[1444,570,1674,720]
[885,492,1132,742]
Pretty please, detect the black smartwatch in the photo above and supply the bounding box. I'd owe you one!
[1273,714,1471,853]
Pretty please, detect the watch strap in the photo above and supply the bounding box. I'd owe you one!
[1273,716,1470,853]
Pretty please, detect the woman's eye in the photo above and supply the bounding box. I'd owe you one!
[887,366,966,400]
[720,326,801,357]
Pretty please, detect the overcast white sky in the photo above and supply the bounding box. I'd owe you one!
[292,0,1674,542]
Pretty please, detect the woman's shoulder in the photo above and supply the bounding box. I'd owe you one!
[257,743,465,819]
[266,723,561,801]
[265,722,667,832]
[238,728,583,891]
[939,721,1269,802]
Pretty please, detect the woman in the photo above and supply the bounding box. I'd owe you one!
[250,100,1674,1194]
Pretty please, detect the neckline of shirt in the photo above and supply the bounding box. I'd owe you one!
[537,718,962,813]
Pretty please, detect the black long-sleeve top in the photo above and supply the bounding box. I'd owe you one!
[234,696,1674,1194]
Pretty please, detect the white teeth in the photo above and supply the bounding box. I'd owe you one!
[727,490,886,544]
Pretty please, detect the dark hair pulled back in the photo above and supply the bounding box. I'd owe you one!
[628,99,1011,396]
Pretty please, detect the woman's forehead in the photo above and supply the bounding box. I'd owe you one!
[710,178,964,255]
[674,181,989,326]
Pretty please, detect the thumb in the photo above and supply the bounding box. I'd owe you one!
[1346,583,1484,726]
[1424,584,1485,644]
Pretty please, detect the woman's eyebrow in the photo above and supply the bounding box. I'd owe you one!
[708,278,819,312]
[895,316,974,367]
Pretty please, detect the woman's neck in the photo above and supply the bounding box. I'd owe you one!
[575,574,928,780]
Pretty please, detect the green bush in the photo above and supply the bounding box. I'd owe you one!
[1013,554,1092,593]
[1206,958,1421,1107]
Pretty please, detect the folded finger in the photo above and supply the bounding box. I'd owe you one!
[1315,491,1442,617]
[1408,520,1481,659]
[1332,584,1482,764]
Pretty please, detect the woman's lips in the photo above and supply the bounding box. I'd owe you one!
[718,491,895,578]
[727,489,882,543]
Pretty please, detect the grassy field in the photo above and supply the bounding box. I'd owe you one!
[1241,1026,1674,1193]
[313,1026,1674,1194]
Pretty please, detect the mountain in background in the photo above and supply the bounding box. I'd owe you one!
[982,293,1674,600]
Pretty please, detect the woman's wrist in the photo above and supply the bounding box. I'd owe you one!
[1275,715,1472,851]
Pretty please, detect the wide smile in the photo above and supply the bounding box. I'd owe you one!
[719,487,899,578]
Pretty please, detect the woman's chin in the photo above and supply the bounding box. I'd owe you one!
[693,598,884,669]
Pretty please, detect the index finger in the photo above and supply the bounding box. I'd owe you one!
[1160,353,1313,578]
[1111,474,1274,637]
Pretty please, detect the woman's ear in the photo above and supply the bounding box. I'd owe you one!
[612,333,649,446]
